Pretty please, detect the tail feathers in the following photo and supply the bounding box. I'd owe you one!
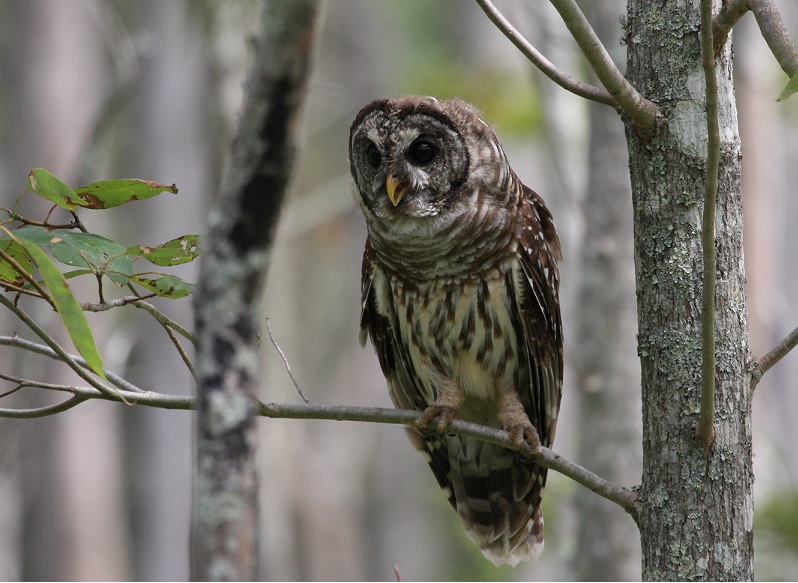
[474,505,544,567]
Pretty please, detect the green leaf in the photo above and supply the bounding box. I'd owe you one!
[0,240,32,286]
[130,274,195,298]
[74,179,178,209]
[13,237,108,381]
[126,234,201,266]
[11,227,133,286]
[26,168,87,210]
[777,71,798,101]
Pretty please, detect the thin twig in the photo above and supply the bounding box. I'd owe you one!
[755,324,798,384]
[163,323,197,380]
[475,0,615,107]
[697,0,720,455]
[0,334,145,394]
[266,317,308,403]
[0,395,88,419]
[0,244,53,308]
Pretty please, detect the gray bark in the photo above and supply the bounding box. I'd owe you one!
[191,1,320,579]
[625,1,754,579]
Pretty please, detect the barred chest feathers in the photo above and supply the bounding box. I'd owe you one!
[370,256,526,425]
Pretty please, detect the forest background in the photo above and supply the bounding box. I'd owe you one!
[1,0,797,580]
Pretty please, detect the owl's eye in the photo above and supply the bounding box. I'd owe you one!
[408,140,435,165]
[366,143,382,168]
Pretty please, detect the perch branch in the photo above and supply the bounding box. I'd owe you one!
[754,323,798,384]
[258,401,638,512]
[0,368,638,513]
[697,0,720,454]
[474,0,615,107]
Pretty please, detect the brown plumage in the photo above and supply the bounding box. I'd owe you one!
[349,96,562,566]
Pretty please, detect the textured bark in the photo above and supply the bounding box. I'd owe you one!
[572,3,642,580]
[625,1,754,580]
[192,1,320,580]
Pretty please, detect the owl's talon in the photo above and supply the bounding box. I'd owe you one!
[416,405,458,433]
[506,423,542,455]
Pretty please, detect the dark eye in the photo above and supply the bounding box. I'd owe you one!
[366,143,382,168]
[408,140,435,165]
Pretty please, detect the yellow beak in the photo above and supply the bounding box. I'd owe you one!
[386,175,410,207]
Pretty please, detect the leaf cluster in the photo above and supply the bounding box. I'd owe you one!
[0,168,199,382]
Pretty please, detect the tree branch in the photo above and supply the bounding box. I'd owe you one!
[754,323,798,384]
[0,369,638,514]
[259,401,639,513]
[713,0,749,54]
[0,335,145,394]
[0,294,125,401]
[547,0,659,138]
[697,0,720,455]
[474,0,615,106]
[751,0,798,76]
[713,0,798,76]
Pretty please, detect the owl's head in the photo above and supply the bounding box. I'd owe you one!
[349,96,509,231]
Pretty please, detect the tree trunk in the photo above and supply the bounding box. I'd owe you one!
[625,1,754,580]
[192,1,319,579]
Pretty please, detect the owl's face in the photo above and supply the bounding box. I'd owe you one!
[350,96,507,234]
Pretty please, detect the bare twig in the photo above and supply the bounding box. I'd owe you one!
[266,317,308,403]
[474,0,615,106]
[0,335,145,394]
[547,0,658,137]
[697,0,720,455]
[755,324,798,384]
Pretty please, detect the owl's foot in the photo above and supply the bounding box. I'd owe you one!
[416,383,463,433]
[498,391,543,454]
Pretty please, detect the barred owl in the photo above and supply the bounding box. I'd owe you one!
[349,95,562,566]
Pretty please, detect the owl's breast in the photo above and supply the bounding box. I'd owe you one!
[385,266,525,418]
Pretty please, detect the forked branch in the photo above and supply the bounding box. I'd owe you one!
[475,0,658,138]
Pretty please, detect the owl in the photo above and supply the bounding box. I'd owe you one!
[349,95,562,566]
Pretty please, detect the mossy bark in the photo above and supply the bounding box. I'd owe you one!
[625,1,754,580]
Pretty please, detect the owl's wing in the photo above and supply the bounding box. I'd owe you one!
[359,241,456,506]
[514,184,564,449]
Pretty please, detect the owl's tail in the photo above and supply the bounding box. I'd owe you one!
[449,439,547,567]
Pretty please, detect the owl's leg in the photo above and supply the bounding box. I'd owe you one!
[496,387,542,453]
[416,381,463,432]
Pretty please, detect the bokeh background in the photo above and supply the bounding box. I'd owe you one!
[0,0,797,580]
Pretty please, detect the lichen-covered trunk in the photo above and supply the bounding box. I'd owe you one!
[625,1,754,580]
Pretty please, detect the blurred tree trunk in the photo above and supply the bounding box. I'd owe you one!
[191,0,320,579]
[625,0,753,579]
[572,0,642,579]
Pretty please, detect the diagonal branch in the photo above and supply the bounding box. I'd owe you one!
[474,0,615,106]
[713,0,798,76]
[754,323,798,385]
[547,0,658,137]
